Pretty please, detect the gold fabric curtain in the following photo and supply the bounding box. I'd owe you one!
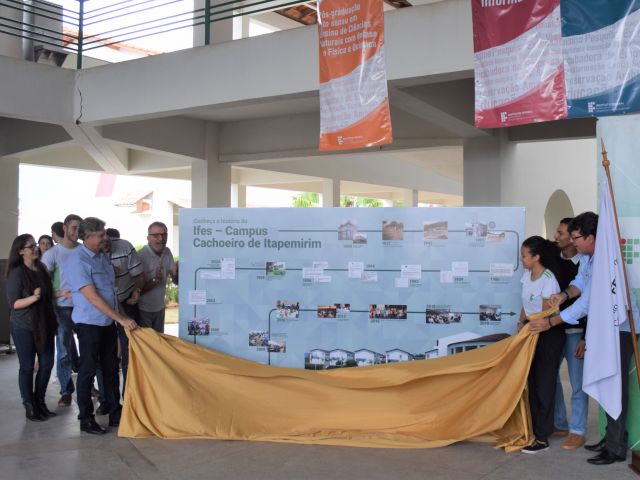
[120,327,537,451]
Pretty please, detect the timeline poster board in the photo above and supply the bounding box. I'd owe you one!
[179,207,525,369]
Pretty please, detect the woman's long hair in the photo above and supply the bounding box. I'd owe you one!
[6,234,39,278]
[522,235,560,274]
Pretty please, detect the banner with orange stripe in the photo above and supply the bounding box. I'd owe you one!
[318,0,392,151]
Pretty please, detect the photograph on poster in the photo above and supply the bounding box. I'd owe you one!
[353,233,368,244]
[317,305,337,318]
[276,300,300,319]
[465,222,488,238]
[268,336,286,353]
[425,307,461,324]
[424,221,448,240]
[266,261,286,276]
[249,330,269,347]
[188,317,210,335]
[369,304,408,319]
[382,220,404,240]
[335,303,351,317]
[486,231,506,242]
[479,304,502,322]
[338,220,358,240]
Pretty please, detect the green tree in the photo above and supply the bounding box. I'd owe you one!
[341,195,383,207]
[291,192,320,207]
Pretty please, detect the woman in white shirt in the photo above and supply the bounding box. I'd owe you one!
[518,236,565,454]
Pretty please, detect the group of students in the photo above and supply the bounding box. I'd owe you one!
[519,211,639,466]
[6,215,177,433]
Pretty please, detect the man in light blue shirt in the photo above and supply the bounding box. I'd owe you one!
[530,211,638,465]
[65,217,137,435]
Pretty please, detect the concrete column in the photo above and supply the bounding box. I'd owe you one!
[0,158,19,255]
[322,179,340,207]
[193,0,234,47]
[403,189,419,207]
[191,123,231,207]
[231,184,247,207]
[233,12,251,39]
[0,4,23,58]
[463,132,506,206]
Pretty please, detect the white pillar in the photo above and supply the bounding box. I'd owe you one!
[193,0,234,47]
[231,184,247,207]
[191,123,231,207]
[403,189,419,207]
[322,179,340,207]
[0,158,19,255]
[463,133,506,206]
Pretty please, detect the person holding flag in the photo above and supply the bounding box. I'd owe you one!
[530,197,639,465]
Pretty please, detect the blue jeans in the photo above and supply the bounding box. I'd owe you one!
[554,332,588,435]
[11,323,55,404]
[55,306,78,396]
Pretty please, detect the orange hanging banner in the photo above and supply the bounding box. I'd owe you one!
[318,0,392,151]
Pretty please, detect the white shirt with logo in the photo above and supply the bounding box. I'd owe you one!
[521,268,560,316]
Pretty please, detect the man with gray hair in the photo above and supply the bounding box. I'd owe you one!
[65,217,137,434]
[138,221,178,333]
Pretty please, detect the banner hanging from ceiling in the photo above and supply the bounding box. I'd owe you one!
[472,0,640,128]
[562,0,640,117]
[472,0,567,128]
[317,0,393,150]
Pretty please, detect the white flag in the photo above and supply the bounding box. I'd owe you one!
[583,181,628,420]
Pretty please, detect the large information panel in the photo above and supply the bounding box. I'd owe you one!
[179,207,525,369]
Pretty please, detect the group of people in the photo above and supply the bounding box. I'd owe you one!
[6,216,177,434]
[519,212,638,466]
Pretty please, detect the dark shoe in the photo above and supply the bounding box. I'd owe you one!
[95,403,110,416]
[108,418,120,428]
[38,402,57,418]
[521,440,549,454]
[58,394,72,407]
[584,438,607,452]
[80,419,107,435]
[23,402,46,422]
[587,451,626,465]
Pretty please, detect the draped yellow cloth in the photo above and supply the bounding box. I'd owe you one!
[120,327,537,451]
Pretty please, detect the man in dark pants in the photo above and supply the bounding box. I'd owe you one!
[95,231,145,414]
[533,211,639,465]
[65,217,137,434]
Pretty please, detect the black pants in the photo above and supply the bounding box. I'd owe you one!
[76,323,120,423]
[528,326,566,443]
[604,331,638,457]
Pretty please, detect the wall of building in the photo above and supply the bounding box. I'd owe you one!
[500,138,598,237]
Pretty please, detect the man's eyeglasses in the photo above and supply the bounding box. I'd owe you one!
[570,235,584,241]
[149,233,168,238]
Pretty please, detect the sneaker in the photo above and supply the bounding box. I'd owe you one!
[562,434,586,450]
[58,394,72,407]
[522,440,549,454]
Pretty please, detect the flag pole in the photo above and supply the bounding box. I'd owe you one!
[600,140,640,391]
